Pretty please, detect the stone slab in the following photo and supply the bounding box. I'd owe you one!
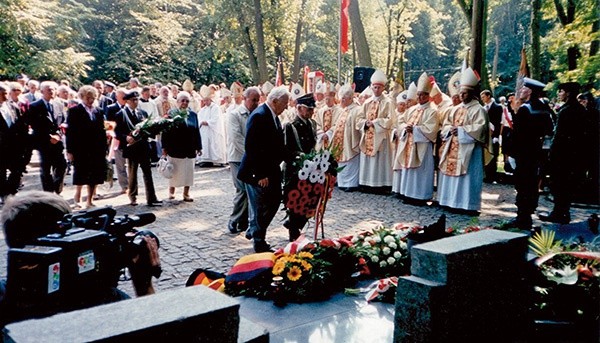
[410,229,529,284]
[394,275,446,342]
[4,285,240,343]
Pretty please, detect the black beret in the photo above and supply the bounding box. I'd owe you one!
[296,93,316,108]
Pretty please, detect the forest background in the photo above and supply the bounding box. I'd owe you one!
[1,0,598,98]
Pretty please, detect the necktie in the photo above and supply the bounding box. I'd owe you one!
[275,116,282,131]
[47,102,55,123]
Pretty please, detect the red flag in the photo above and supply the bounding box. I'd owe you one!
[515,47,530,93]
[275,57,284,86]
[340,0,350,54]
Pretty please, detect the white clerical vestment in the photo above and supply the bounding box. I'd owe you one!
[198,101,226,164]
[331,102,362,188]
[396,102,439,200]
[437,99,488,211]
[356,95,395,187]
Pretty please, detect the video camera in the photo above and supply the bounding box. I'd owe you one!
[6,206,158,318]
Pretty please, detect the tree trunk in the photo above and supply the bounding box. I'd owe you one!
[292,0,307,83]
[470,0,488,89]
[492,35,498,88]
[348,0,372,67]
[242,25,260,84]
[553,0,579,70]
[531,0,541,79]
[591,10,599,56]
[455,0,472,29]
[253,0,268,82]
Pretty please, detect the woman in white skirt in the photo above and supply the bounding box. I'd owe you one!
[161,92,202,201]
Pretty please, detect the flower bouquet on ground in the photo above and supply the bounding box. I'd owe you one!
[285,148,342,239]
[529,229,600,334]
[350,226,410,278]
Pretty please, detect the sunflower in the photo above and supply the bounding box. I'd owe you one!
[301,260,312,271]
[287,265,302,282]
[298,251,314,259]
[272,261,285,275]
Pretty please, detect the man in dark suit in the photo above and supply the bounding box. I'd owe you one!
[0,84,29,201]
[114,91,161,207]
[481,89,503,183]
[539,82,586,224]
[238,86,290,252]
[105,88,129,193]
[27,81,67,194]
[282,93,317,241]
[93,80,114,112]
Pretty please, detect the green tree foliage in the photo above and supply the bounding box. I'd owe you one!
[0,0,594,95]
[542,0,600,92]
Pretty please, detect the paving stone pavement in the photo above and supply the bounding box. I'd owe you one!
[1,161,597,297]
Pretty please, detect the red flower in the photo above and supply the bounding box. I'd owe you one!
[319,239,337,248]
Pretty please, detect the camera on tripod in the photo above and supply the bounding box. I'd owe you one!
[6,206,159,317]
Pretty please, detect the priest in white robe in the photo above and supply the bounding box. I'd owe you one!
[437,68,489,213]
[331,84,362,191]
[314,81,342,150]
[356,69,395,191]
[396,72,440,204]
[197,85,227,166]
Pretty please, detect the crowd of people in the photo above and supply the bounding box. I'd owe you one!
[0,69,599,250]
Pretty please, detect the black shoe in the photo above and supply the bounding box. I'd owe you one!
[502,218,532,230]
[403,197,427,207]
[253,241,274,253]
[538,212,570,224]
[147,200,163,207]
[245,230,253,240]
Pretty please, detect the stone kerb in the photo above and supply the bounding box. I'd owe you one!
[3,285,242,343]
[395,229,530,342]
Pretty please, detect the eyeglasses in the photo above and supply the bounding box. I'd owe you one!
[180,99,190,103]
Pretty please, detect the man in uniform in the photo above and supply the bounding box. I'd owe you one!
[396,72,440,205]
[356,69,395,193]
[282,93,317,241]
[114,91,162,207]
[539,82,585,224]
[506,78,554,229]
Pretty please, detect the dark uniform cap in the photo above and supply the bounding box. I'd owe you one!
[523,77,546,91]
[296,93,316,108]
[558,81,580,94]
[105,81,116,89]
[123,90,139,100]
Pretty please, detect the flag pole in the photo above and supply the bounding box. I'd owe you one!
[337,0,342,84]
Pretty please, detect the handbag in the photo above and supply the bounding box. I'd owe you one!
[157,156,174,179]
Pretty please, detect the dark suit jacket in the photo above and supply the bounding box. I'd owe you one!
[104,103,123,122]
[238,103,284,185]
[161,109,202,159]
[0,103,29,163]
[113,106,150,160]
[66,104,107,158]
[487,101,503,138]
[27,99,63,151]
